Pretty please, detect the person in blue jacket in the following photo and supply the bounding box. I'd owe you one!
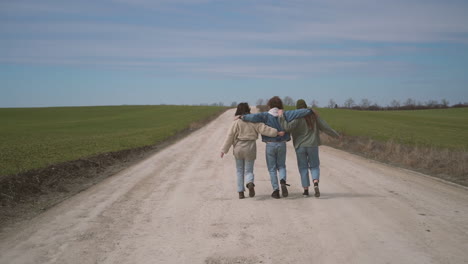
[239,96,314,199]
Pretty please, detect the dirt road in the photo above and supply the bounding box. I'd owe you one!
[1,109,467,264]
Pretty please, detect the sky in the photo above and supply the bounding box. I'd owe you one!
[1,0,468,108]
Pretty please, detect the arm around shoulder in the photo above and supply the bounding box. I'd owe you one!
[255,123,278,137]
[242,112,267,123]
[283,108,313,122]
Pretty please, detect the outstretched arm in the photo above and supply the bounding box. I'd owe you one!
[254,123,283,137]
[317,117,340,138]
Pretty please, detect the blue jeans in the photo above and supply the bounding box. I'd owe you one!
[265,142,287,191]
[235,159,255,192]
[295,146,320,188]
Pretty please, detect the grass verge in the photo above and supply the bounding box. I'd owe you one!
[0,105,227,231]
[322,134,468,187]
[282,106,467,187]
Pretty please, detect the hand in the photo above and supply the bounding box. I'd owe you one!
[278,109,284,117]
[220,152,225,158]
[234,115,241,120]
[278,131,285,137]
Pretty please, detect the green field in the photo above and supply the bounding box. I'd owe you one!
[286,107,468,150]
[0,105,226,176]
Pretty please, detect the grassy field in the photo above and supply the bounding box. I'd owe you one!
[0,105,226,176]
[286,107,468,150]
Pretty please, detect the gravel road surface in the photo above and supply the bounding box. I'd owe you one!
[1,109,467,264]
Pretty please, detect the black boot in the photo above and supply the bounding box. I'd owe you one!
[271,189,280,199]
[280,179,290,197]
[239,192,245,199]
[246,182,255,197]
[314,182,320,198]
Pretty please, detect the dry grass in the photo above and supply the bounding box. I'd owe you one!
[322,133,468,187]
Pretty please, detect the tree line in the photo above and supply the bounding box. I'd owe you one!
[254,96,468,111]
[197,96,468,111]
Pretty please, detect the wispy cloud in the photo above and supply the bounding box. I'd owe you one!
[1,0,468,79]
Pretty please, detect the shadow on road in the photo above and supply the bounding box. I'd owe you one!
[251,192,380,201]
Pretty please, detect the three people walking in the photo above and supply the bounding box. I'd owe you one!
[221,97,340,199]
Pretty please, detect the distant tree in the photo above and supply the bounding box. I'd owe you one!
[283,96,294,106]
[426,100,438,108]
[256,98,264,106]
[441,99,449,108]
[230,101,237,107]
[328,99,336,108]
[344,98,355,108]
[360,98,371,108]
[452,102,468,108]
[390,99,400,108]
[404,98,416,107]
[368,103,381,111]
[311,99,319,108]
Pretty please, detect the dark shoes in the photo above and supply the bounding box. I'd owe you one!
[280,179,290,197]
[239,192,245,199]
[314,186,320,197]
[303,189,309,197]
[271,189,280,199]
[246,182,255,197]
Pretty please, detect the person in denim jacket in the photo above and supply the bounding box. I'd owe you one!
[239,96,313,199]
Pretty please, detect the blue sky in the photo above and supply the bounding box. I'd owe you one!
[1,0,468,107]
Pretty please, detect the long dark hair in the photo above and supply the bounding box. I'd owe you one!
[296,99,316,130]
[305,114,316,130]
[235,102,251,116]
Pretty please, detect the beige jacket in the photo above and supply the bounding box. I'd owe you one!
[221,119,278,160]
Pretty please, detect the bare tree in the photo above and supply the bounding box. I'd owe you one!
[256,98,264,106]
[328,99,336,108]
[441,99,449,107]
[360,98,371,108]
[390,99,400,108]
[404,98,416,107]
[310,99,319,108]
[426,100,438,107]
[230,101,238,107]
[283,96,295,106]
[344,98,355,108]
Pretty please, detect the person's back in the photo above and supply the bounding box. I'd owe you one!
[242,107,313,143]
[278,99,340,198]
[281,116,339,148]
[220,102,280,199]
[288,118,315,148]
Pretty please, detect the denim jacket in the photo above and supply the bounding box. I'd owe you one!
[241,108,313,142]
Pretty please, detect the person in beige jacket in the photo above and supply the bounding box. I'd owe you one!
[221,103,285,199]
